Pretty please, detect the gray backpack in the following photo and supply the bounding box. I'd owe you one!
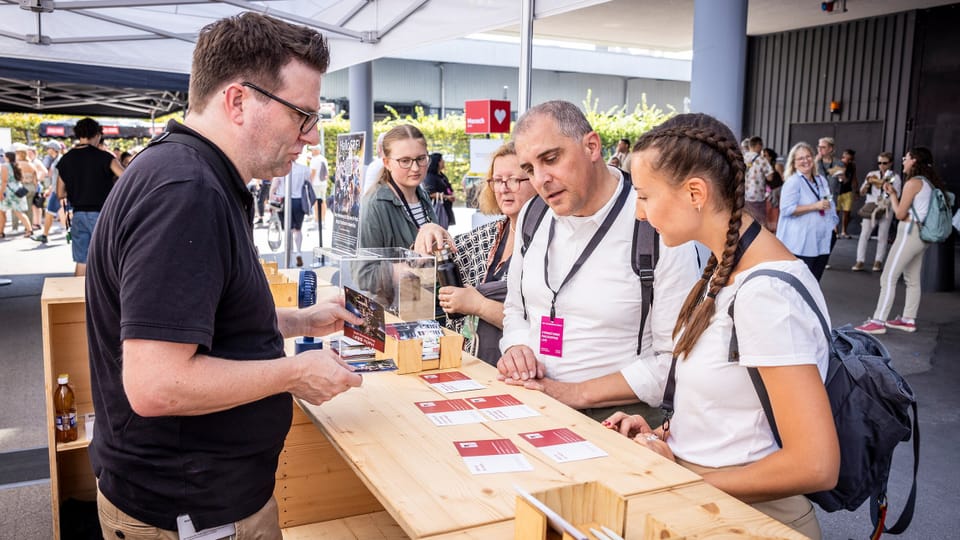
[728,270,918,537]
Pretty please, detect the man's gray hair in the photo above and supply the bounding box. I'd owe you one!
[514,100,593,140]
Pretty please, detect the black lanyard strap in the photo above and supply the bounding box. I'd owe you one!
[542,178,630,320]
[801,175,821,200]
[388,178,427,228]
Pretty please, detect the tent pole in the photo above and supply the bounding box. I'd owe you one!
[518,0,535,115]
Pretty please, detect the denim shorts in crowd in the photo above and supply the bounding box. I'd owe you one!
[71,211,100,264]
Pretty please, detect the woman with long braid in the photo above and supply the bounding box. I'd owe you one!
[604,114,838,538]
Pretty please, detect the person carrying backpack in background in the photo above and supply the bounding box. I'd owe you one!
[604,112,839,539]
[856,147,952,334]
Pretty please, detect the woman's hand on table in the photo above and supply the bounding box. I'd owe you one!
[497,345,544,381]
[439,285,481,315]
[603,411,674,461]
[413,223,455,256]
[289,349,363,405]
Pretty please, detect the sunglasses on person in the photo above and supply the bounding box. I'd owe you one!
[390,155,429,169]
[242,82,320,135]
[487,176,530,190]
[878,161,891,165]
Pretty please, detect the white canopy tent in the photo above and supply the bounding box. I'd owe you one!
[0,0,608,110]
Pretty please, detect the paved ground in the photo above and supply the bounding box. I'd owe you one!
[1,208,957,539]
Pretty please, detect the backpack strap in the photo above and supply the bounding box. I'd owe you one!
[518,195,548,320]
[632,218,658,354]
[728,269,918,537]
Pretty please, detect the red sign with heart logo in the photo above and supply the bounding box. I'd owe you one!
[464,99,511,134]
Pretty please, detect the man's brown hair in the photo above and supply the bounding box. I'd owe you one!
[189,12,330,113]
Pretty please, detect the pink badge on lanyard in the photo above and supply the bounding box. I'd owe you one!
[539,316,564,357]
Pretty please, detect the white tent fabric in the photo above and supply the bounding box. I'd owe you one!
[0,0,609,76]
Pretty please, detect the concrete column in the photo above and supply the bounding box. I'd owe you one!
[690,0,748,137]
[349,61,374,164]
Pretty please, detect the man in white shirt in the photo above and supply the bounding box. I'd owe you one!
[498,100,700,423]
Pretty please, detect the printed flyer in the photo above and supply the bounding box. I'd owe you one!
[331,132,365,255]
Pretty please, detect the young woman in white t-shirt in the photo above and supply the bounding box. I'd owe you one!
[604,113,839,539]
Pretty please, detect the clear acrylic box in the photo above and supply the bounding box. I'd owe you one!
[313,246,437,322]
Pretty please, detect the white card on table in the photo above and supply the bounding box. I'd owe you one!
[466,394,540,421]
[454,438,533,475]
[415,399,485,426]
[518,428,608,463]
[419,371,486,393]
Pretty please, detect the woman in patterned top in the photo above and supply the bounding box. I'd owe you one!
[439,142,538,365]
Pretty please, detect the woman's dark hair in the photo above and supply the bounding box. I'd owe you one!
[632,113,746,360]
[905,147,944,190]
[427,152,443,175]
[762,147,778,162]
[4,152,22,183]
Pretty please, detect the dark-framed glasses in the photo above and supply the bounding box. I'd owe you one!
[241,82,320,135]
[487,176,530,190]
[878,161,890,165]
[391,155,429,169]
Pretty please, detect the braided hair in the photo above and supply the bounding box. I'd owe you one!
[632,113,746,360]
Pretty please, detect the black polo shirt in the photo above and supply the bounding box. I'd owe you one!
[85,120,290,531]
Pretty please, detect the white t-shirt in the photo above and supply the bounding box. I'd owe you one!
[309,155,329,198]
[500,167,702,405]
[668,259,830,468]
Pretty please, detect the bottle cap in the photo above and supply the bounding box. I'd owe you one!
[57,373,69,384]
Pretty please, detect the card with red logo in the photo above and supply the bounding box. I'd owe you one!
[466,394,540,421]
[415,399,485,426]
[453,438,533,475]
[419,371,486,393]
[518,428,608,463]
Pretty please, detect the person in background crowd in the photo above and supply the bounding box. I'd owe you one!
[362,132,386,196]
[607,155,622,169]
[761,147,784,232]
[308,144,328,228]
[836,149,858,238]
[855,147,947,334]
[606,112,838,540]
[743,136,774,227]
[776,142,838,281]
[1,151,35,238]
[612,137,630,165]
[423,152,456,229]
[439,142,538,365]
[497,100,700,423]
[56,117,124,276]
[85,13,363,539]
[31,142,65,244]
[26,146,49,229]
[13,145,41,230]
[119,151,134,168]
[269,161,313,267]
[852,152,900,272]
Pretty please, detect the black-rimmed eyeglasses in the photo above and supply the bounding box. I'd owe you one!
[391,155,429,169]
[242,82,320,135]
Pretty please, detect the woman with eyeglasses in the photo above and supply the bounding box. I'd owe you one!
[438,142,538,365]
[852,152,901,273]
[360,124,454,255]
[776,142,838,281]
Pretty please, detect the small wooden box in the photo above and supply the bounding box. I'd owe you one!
[515,482,626,540]
[377,327,463,375]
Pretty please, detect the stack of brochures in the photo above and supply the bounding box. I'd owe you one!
[385,319,444,360]
[329,336,377,360]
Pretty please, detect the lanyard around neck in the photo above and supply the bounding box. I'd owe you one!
[388,178,426,228]
[542,178,630,320]
[801,174,821,199]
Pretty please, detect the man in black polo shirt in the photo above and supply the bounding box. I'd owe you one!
[85,13,363,539]
[56,117,124,276]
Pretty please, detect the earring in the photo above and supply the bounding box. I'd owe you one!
[697,205,702,213]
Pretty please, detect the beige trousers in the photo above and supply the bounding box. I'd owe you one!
[97,488,282,540]
[677,458,821,539]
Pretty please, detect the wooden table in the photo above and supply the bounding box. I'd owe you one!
[295,352,807,539]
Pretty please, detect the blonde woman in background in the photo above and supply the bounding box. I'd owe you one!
[440,142,538,365]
